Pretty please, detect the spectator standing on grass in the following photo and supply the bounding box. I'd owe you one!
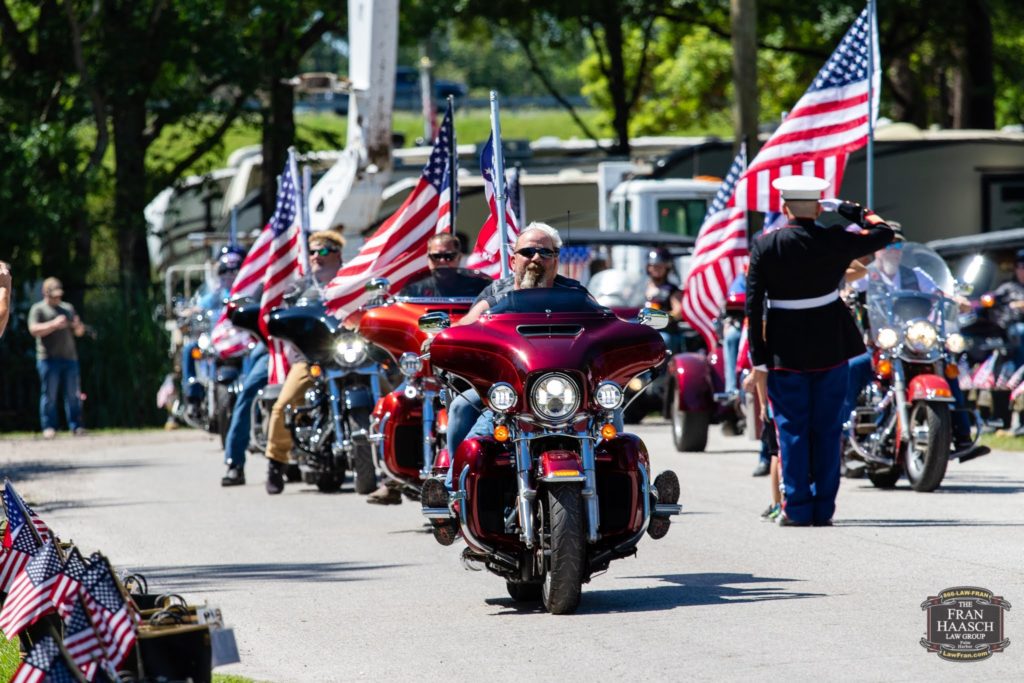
[28,277,86,439]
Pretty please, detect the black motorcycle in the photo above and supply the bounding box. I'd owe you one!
[177,305,241,446]
[267,302,393,493]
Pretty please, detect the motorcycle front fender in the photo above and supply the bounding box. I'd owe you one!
[343,385,375,410]
[906,374,955,403]
[538,450,584,482]
[668,352,715,413]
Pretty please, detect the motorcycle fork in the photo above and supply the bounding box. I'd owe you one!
[892,361,911,443]
[515,438,537,548]
[326,376,350,464]
[580,433,600,544]
[420,388,437,480]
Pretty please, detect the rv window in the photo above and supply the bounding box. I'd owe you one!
[657,198,708,236]
[608,199,632,232]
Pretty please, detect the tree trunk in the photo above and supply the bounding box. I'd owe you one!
[952,0,995,129]
[600,13,631,155]
[111,96,152,295]
[261,56,297,223]
[730,0,758,158]
[888,56,927,127]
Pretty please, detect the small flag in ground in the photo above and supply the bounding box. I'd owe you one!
[3,481,53,545]
[0,487,47,593]
[324,105,455,319]
[971,352,998,390]
[80,557,138,670]
[54,546,89,618]
[10,635,79,683]
[466,134,521,278]
[64,593,106,680]
[0,541,63,638]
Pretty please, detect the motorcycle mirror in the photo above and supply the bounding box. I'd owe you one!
[418,311,451,333]
[636,307,670,330]
[955,280,974,297]
[365,277,391,295]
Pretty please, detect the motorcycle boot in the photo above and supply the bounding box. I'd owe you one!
[366,479,403,505]
[648,470,681,540]
[421,477,458,545]
[265,459,287,495]
[222,465,245,487]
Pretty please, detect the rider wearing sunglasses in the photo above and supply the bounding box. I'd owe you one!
[395,232,491,300]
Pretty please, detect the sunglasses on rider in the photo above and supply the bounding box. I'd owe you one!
[515,247,559,260]
[311,246,339,257]
[428,252,458,262]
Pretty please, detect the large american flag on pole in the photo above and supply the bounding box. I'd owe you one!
[324,105,454,320]
[681,149,748,351]
[738,7,879,212]
[466,134,520,278]
[259,156,306,384]
[435,101,457,235]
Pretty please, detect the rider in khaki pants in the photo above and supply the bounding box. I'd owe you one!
[264,228,344,494]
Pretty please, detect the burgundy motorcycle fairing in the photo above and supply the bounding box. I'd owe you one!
[371,390,424,483]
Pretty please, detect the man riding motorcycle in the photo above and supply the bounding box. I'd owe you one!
[264,229,345,495]
[844,242,988,462]
[992,248,1024,369]
[364,232,491,505]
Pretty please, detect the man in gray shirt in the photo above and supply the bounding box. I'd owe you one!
[28,277,86,438]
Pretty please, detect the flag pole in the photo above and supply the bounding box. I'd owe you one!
[229,206,238,247]
[866,0,876,208]
[446,96,457,234]
[489,91,511,280]
[288,148,312,279]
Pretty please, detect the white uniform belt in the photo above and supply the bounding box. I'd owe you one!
[768,290,839,310]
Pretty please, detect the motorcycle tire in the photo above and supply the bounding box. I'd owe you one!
[349,409,376,495]
[541,484,585,615]
[215,385,232,450]
[286,464,303,483]
[867,466,902,489]
[671,387,709,452]
[506,581,542,602]
[315,470,343,493]
[905,402,951,492]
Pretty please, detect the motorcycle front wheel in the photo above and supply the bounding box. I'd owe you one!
[541,484,585,615]
[905,401,951,492]
[349,408,376,495]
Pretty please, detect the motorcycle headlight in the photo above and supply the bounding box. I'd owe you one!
[530,373,580,421]
[197,332,211,351]
[487,383,518,413]
[334,335,367,366]
[905,321,938,353]
[945,333,966,354]
[594,381,623,410]
[875,327,899,350]
[399,352,422,377]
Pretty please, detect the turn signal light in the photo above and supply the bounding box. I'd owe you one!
[309,364,323,378]
[876,359,893,378]
[600,423,617,440]
[930,387,952,398]
[550,469,582,477]
[190,347,203,360]
[981,294,995,308]
[945,364,959,379]
[494,425,510,442]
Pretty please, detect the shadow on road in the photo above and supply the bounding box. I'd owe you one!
[835,518,1024,527]
[0,459,145,483]
[135,561,408,590]
[486,572,821,615]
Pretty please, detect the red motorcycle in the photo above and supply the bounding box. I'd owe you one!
[358,288,476,497]
[419,288,681,614]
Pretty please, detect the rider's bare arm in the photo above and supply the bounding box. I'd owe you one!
[455,299,490,327]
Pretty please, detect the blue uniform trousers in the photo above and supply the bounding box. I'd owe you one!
[768,362,849,525]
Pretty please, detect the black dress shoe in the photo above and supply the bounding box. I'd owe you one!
[955,444,991,463]
[221,465,245,487]
[265,460,286,495]
[751,460,770,477]
[812,519,834,527]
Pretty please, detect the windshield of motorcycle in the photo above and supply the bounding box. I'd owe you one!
[587,270,648,308]
[488,287,609,315]
[865,242,958,335]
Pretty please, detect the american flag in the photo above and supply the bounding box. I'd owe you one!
[0,541,63,638]
[2,481,53,545]
[971,351,998,390]
[738,7,879,212]
[681,149,748,350]
[435,101,458,235]
[259,157,306,384]
[466,134,520,277]
[54,546,89,618]
[558,246,591,283]
[80,557,138,670]
[10,635,80,683]
[0,486,48,593]
[64,594,106,681]
[324,106,454,320]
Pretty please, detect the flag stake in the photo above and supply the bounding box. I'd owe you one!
[446,96,458,234]
[489,91,511,280]
[289,148,311,280]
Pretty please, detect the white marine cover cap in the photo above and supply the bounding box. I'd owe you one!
[772,175,831,200]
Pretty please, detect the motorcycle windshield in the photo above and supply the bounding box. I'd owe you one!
[865,242,958,335]
[489,288,608,315]
[587,270,648,308]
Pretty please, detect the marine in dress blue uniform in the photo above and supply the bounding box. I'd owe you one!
[746,176,896,526]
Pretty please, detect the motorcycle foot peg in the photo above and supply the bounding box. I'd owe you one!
[431,520,459,546]
[460,548,486,572]
[653,470,680,505]
[421,477,450,510]
[647,516,671,540]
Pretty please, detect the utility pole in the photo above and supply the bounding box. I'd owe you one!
[731,0,758,159]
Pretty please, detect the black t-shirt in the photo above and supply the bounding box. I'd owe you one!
[399,268,492,298]
[474,274,586,309]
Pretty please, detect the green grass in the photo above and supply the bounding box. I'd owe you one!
[0,427,168,440]
[980,432,1024,452]
[1,638,18,679]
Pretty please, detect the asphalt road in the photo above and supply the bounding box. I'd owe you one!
[2,424,1022,682]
